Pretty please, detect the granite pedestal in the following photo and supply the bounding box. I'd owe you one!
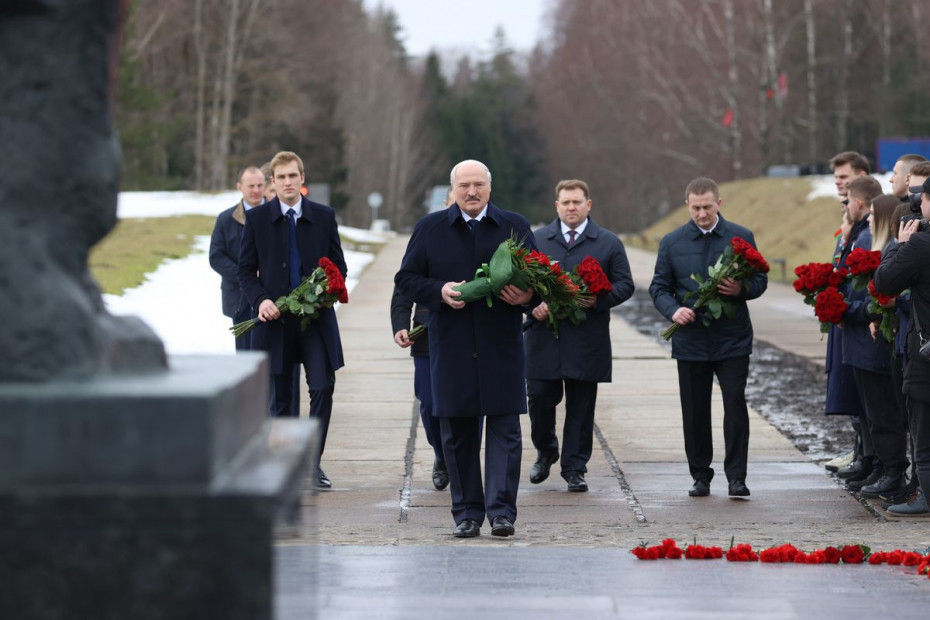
[0,354,316,620]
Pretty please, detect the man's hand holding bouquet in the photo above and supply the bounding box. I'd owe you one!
[231,257,348,338]
[661,237,769,340]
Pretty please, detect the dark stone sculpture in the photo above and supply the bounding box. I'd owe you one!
[0,0,166,382]
[0,4,319,618]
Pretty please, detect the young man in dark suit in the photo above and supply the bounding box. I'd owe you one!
[209,166,265,351]
[395,160,535,538]
[524,179,634,492]
[238,151,347,488]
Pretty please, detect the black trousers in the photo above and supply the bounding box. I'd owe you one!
[677,356,750,483]
[890,355,917,479]
[440,414,521,526]
[852,367,909,471]
[527,378,598,477]
[233,309,253,351]
[272,323,335,466]
[906,397,930,500]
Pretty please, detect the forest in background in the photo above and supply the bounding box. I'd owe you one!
[116,0,930,231]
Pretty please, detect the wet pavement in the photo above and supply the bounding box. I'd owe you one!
[273,238,930,619]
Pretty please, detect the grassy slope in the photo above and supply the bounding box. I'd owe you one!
[626,177,846,282]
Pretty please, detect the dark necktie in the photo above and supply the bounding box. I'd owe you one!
[568,230,576,246]
[467,219,478,233]
[286,208,300,289]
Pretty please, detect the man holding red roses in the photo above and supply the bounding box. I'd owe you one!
[524,179,634,492]
[238,151,347,489]
[649,177,768,498]
[395,160,536,539]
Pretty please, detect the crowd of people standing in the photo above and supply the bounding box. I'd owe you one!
[208,146,930,540]
[825,150,930,519]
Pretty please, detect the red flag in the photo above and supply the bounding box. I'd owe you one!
[765,88,775,100]
[721,107,734,127]
[777,72,788,97]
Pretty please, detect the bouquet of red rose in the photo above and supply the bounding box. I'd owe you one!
[230,257,348,338]
[452,237,589,321]
[660,237,769,341]
[793,262,848,306]
[812,286,847,333]
[867,279,899,343]
[845,248,882,291]
[545,255,611,338]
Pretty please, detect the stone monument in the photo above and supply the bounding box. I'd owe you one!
[0,2,316,618]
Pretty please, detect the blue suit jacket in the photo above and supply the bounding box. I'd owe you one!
[395,203,536,417]
[238,196,346,375]
[524,217,634,382]
[209,202,249,318]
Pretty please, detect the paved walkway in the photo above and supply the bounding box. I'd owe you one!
[275,237,930,619]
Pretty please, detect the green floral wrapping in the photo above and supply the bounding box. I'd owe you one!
[452,241,532,306]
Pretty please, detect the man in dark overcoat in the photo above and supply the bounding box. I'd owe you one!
[524,179,634,492]
[209,166,266,351]
[238,151,346,488]
[649,177,767,498]
[395,159,535,538]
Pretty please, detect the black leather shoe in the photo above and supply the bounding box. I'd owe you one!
[529,451,559,484]
[847,465,883,491]
[316,468,332,489]
[453,519,481,538]
[689,480,710,497]
[836,458,867,479]
[490,515,515,537]
[728,479,750,497]
[566,473,588,492]
[432,459,449,491]
[860,470,906,499]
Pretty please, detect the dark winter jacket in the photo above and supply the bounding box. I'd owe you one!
[524,217,634,382]
[874,230,930,403]
[840,227,891,374]
[649,214,767,362]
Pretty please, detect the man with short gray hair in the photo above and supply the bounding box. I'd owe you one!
[396,160,535,538]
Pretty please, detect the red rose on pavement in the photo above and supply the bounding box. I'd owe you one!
[841,545,865,564]
[822,547,841,564]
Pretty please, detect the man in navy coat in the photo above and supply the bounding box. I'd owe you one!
[649,177,767,498]
[238,151,346,488]
[209,166,265,350]
[524,179,634,492]
[395,160,535,538]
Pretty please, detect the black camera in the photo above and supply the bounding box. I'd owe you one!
[900,213,930,232]
[908,184,923,213]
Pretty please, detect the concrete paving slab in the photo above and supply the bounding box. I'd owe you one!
[276,546,930,620]
[277,235,930,617]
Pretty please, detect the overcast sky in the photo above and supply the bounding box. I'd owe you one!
[363,0,553,58]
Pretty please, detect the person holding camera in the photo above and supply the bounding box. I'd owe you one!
[874,177,930,518]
